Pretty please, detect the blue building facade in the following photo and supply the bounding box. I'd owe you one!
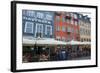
[22,10,54,38]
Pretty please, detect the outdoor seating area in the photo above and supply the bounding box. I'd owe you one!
[22,44,91,63]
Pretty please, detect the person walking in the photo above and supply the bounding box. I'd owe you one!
[57,47,69,61]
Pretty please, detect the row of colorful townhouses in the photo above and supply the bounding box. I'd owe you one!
[22,10,91,42]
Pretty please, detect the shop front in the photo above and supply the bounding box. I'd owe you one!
[23,45,51,62]
[22,37,67,62]
[23,45,70,62]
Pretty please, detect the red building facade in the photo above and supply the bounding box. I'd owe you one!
[54,12,80,42]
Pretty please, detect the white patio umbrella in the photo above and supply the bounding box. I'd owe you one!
[66,40,91,45]
[23,37,36,45]
[67,40,81,45]
[36,39,66,45]
[23,37,67,46]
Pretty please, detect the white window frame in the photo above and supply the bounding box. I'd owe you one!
[24,21,34,33]
[71,13,73,17]
[35,23,43,37]
[45,13,52,21]
[74,14,77,19]
[45,25,52,35]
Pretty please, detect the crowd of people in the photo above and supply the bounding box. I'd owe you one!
[22,45,91,63]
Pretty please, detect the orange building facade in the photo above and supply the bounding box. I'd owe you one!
[54,12,80,42]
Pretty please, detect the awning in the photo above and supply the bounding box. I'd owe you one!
[23,37,66,46]
[66,40,91,45]
[23,37,91,46]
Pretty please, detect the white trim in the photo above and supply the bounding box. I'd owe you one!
[45,13,53,21]
[45,25,52,35]
[24,21,34,33]
[74,14,77,19]
[35,23,43,37]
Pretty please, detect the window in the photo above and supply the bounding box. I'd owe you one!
[70,13,73,17]
[56,16,60,22]
[86,30,88,35]
[35,23,43,37]
[62,26,66,32]
[85,16,87,19]
[26,10,35,17]
[45,25,52,35]
[71,28,74,33]
[79,15,82,18]
[80,28,84,35]
[89,30,91,35]
[79,21,82,25]
[62,37,66,41]
[62,17,65,22]
[36,12,44,19]
[67,35,71,41]
[45,13,52,21]
[24,22,34,33]
[56,26,60,31]
[80,29,82,34]
[76,29,79,34]
[74,14,78,25]
[84,39,86,41]
[74,14,77,19]
[67,27,71,32]
[67,13,70,16]
[75,21,78,25]
[71,19,74,24]
[83,29,85,35]
[66,19,70,24]
[56,36,61,41]
[65,13,71,23]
